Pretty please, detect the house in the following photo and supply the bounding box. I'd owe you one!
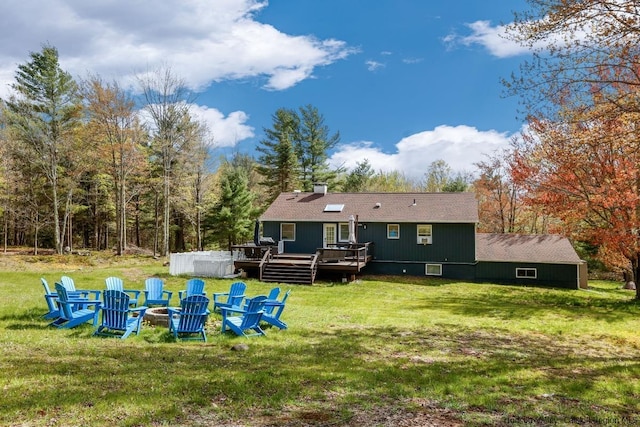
[476,233,586,289]
[237,184,585,288]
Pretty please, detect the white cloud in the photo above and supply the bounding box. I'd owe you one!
[444,20,530,58]
[365,60,385,71]
[329,125,512,179]
[188,104,254,147]
[137,102,254,147]
[0,0,355,99]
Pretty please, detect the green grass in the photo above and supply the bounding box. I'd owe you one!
[1,254,639,426]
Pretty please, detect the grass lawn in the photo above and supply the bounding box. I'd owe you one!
[1,253,639,426]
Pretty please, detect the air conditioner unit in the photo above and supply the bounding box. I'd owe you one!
[418,236,432,245]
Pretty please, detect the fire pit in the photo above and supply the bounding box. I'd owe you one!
[144,307,171,327]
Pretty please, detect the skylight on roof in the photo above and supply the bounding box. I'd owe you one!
[324,204,344,212]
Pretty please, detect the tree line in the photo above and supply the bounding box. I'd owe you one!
[4,0,640,302]
[0,45,526,258]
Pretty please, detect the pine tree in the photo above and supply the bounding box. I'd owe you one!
[207,165,255,250]
[3,45,83,254]
[255,108,300,203]
[296,104,341,191]
[341,159,374,192]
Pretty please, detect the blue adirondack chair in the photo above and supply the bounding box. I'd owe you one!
[213,281,247,313]
[262,289,290,330]
[168,295,210,341]
[41,278,60,320]
[94,290,147,339]
[266,287,281,300]
[49,276,95,312]
[142,278,172,307]
[60,275,101,300]
[178,278,206,301]
[220,295,267,337]
[51,283,101,329]
[105,276,141,307]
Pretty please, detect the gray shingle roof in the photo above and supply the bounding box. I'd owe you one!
[260,192,479,223]
[476,233,582,264]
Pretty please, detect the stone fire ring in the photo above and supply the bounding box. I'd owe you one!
[144,307,171,327]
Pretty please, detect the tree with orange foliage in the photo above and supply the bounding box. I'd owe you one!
[512,97,640,298]
[506,1,640,297]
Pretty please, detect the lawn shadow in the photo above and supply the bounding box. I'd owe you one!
[2,323,639,426]
[0,307,47,322]
[5,322,53,330]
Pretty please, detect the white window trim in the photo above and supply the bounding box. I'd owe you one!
[280,223,296,241]
[417,224,433,245]
[426,263,442,276]
[516,268,537,279]
[387,224,400,239]
[338,222,349,242]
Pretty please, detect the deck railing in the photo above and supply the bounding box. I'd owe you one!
[258,247,272,281]
[231,244,277,260]
[318,242,372,270]
[309,252,319,282]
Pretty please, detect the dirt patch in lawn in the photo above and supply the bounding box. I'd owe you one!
[173,400,464,427]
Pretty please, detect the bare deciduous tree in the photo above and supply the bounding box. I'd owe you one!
[138,67,194,257]
[83,76,148,255]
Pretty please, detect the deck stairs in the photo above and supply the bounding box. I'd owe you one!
[261,253,318,285]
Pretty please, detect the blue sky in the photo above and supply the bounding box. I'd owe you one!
[0,0,532,180]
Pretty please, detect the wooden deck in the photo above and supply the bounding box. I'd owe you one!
[232,243,373,284]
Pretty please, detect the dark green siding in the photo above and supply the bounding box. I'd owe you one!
[262,221,580,289]
[263,220,477,281]
[476,261,579,289]
[362,222,475,263]
[262,221,323,253]
[359,221,477,280]
[263,221,476,262]
[363,261,476,280]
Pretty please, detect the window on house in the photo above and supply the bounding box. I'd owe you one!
[516,268,537,279]
[417,224,433,244]
[338,223,349,242]
[387,224,400,239]
[426,264,442,276]
[280,223,295,241]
